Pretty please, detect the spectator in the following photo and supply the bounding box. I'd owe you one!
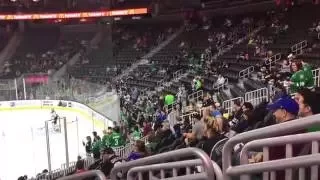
[83,136,92,156]
[242,102,254,113]
[93,131,101,143]
[99,147,126,178]
[183,114,205,146]
[127,140,148,161]
[108,126,125,148]
[131,126,142,141]
[229,100,243,127]
[280,59,291,76]
[202,119,226,156]
[295,88,320,132]
[142,121,152,136]
[167,107,178,136]
[267,95,299,123]
[290,60,314,93]
[92,137,102,160]
[102,128,113,148]
[75,159,86,174]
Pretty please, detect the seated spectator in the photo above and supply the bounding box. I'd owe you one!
[97,147,126,178]
[250,96,304,180]
[280,59,291,76]
[202,119,226,156]
[295,88,320,132]
[127,140,148,161]
[268,95,299,124]
[183,114,205,146]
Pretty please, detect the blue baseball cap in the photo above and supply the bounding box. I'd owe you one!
[267,96,299,115]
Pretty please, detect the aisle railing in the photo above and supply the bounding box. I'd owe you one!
[312,68,320,87]
[244,87,269,107]
[222,97,244,114]
[188,90,203,103]
[173,69,184,81]
[291,40,307,55]
[110,148,223,180]
[239,66,255,78]
[239,132,320,180]
[265,53,281,70]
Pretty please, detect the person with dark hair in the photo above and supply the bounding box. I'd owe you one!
[82,136,92,156]
[98,147,126,178]
[102,128,113,148]
[75,159,86,174]
[92,131,101,143]
[109,126,125,147]
[242,102,254,112]
[183,114,205,146]
[128,140,148,161]
[295,88,320,132]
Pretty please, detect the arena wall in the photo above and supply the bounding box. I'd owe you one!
[0,100,114,129]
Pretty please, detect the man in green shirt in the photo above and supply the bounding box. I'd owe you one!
[164,94,175,106]
[92,139,102,159]
[109,127,125,147]
[102,127,113,148]
[132,126,142,141]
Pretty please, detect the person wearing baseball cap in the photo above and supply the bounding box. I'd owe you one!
[268,95,299,124]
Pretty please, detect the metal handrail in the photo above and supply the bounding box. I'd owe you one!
[239,66,255,78]
[244,87,269,107]
[180,111,199,124]
[222,114,320,180]
[188,90,204,103]
[173,69,184,81]
[57,170,107,180]
[265,53,281,70]
[110,148,222,180]
[312,68,320,87]
[222,97,244,114]
[240,132,320,180]
[291,40,307,55]
[264,53,281,66]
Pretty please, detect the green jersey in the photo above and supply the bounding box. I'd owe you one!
[195,80,202,90]
[109,132,125,147]
[132,130,142,141]
[164,94,175,105]
[92,140,102,155]
[102,134,110,148]
[290,64,314,93]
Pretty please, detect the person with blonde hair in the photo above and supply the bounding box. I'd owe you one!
[202,119,226,155]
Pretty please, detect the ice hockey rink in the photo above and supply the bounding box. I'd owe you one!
[0,108,105,180]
